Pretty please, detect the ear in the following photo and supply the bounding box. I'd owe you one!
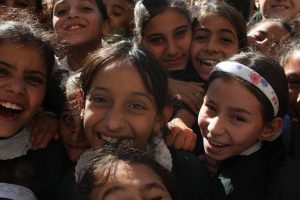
[259,117,283,141]
[153,105,174,132]
[77,89,85,111]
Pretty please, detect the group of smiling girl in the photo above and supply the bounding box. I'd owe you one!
[1,0,300,199]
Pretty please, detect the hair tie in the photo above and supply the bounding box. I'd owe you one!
[211,61,279,117]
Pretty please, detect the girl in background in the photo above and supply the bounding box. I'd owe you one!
[134,0,204,151]
[102,0,136,40]
[43,0,108,72]
[191,1,247,81]
[247,18,291,60]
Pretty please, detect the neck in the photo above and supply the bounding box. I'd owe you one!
[67,43,99,71]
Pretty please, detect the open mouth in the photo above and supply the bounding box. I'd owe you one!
[200,60,219,69]
[208,139,229,148]
[98,135,119,144]
[65,24,85,31]
[0,101,23,118]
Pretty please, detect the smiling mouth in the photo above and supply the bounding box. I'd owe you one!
[0,101,23,118]
[65,24,84,31]
[97,134,120,145]
[200,60,219,69]
[208,139,229,148]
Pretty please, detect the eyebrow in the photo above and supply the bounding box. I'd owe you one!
[228,107,252,116]
[92,86,154,102]
[112,4,126,11]
[142,182,167,192]
[219,28,237,37]
[205,96,252,115]
[0,60,47,78]
[102,186,124,200]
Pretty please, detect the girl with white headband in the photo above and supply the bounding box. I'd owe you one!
[198,51,288,199]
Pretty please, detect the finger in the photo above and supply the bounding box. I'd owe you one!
[183,131,197,151]
[173,132,185,150]
[39,131,55,149]
[31,130,46,150]
[165,130,177,147]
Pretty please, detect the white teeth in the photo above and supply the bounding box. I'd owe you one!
[100,135,118,144]
[210,140,226,147]
[67,25,82,30]
[202,60,218,66]
[0,102,22,110]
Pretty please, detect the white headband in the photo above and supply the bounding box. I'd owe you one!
[211,61,279,117]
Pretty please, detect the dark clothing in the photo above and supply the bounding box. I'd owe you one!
[266,156,300,200]
[282,115,300,157]
[211,149,270,200]
[170,149,212,200]
[55,164,76,200]
[0,140,69,200]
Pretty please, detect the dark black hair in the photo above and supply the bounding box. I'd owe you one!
[76,141,182,200]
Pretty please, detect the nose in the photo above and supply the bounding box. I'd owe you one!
[6,77,25,95]
[166,39,179,56]
[204,36,220,54]
[68,6,80,18]
[104,107,125,133]
[207,116,226,136]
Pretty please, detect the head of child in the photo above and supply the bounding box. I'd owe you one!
[76,143,180,200]
[0,0,42,15]
[248,18,291,59]
[134,0,192,71]
[102,0,135,38]
[198,51,288,161]
[43,0,108,50]
[255,0,300,21]
[59,73,90,162]
[78,40,170,150]
[281,38,300,120]
[0,13,56,138]
[191,1,247,81]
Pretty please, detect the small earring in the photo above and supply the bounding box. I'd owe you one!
[80,109,85,119]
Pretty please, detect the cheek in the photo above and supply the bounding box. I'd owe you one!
[224,45,239,58]
[29,88,45,110]
[198,108,208,131]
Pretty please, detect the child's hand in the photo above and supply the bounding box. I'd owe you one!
[28,112,59,150]
[198,154,220,178]
[166,118,197,151]
[168,78,205,113]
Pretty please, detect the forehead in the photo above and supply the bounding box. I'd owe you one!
[102,0,129,7]
[53,0,97,6]
[285,50,300,73]
[198,14,237,33]
[145,8,189,29]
